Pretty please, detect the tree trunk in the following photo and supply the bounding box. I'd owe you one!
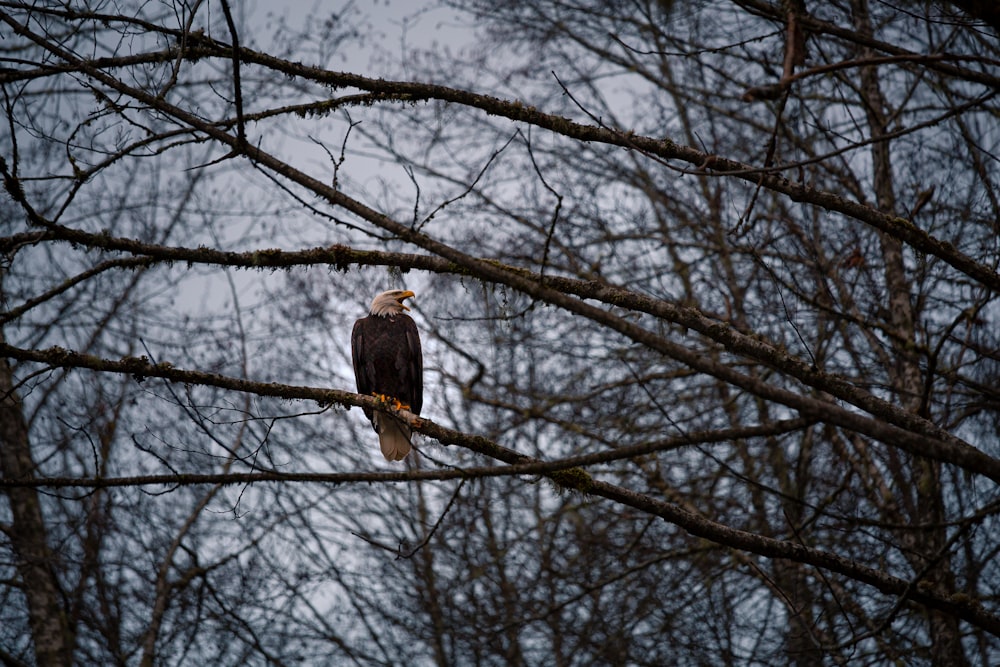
[0,340,74,666]
[851,1,968,663]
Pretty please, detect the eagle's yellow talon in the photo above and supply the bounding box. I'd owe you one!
[371,394,411,412]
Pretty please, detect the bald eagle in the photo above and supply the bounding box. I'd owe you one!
[351,289,423,461]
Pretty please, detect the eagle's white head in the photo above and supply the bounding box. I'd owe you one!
[369,289,415,317]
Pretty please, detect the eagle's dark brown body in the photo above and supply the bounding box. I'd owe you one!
[351,290,422,460]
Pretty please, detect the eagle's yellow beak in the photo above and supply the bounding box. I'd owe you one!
[397,290,416,311]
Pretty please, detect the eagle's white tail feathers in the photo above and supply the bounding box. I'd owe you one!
[373,412,412,461]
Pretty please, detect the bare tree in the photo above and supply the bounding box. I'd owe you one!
[1,0,998,665]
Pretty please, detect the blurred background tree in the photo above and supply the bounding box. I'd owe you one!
[1,1,998,665]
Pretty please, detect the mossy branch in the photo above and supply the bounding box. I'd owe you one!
[2,339,998,634]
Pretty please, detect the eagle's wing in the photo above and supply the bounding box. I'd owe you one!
[404,316,423,416]
[351,318,374,422]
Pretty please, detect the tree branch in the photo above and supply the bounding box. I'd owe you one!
[1,12,996,292]
[4,220,998,484]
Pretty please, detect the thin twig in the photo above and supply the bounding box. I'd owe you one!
[219,0,246,149]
